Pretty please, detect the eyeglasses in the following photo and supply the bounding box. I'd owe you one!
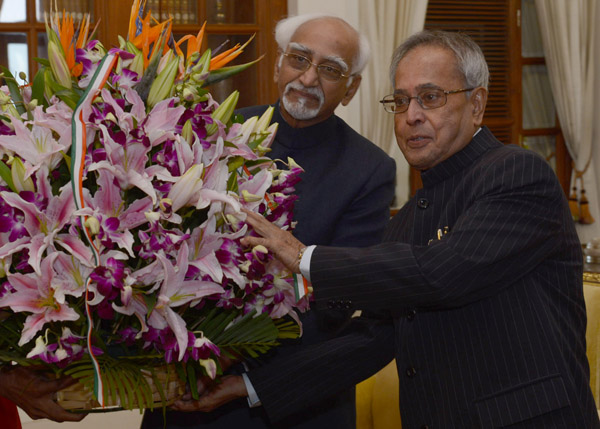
[282,52,350,82]
[379,88,475,113]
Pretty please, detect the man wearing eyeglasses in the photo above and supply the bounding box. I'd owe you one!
[239,30,600,427]
[141,13,396,429]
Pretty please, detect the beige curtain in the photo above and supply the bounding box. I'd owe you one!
[535,0,600,242]
[356,0,428,206]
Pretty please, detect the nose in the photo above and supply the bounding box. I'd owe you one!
[298,63,320,87]
[404,97,425,125]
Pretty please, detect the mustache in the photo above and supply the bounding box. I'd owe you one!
[284,81,324,103]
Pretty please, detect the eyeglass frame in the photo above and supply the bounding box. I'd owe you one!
[281,52,352,82]
[379,87,476,113]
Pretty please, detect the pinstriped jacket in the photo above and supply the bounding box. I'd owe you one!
[303,127,598,428]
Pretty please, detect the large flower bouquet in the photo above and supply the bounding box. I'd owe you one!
[0,0,306,411]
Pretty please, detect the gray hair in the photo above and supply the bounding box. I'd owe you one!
[275,13,371,75]
[389,30,489,90]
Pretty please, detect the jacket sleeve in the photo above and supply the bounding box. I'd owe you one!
[329,154,396,247]
[311,149,572,311]
[247,315,395,423]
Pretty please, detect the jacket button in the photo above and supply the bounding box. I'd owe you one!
[417,198,429,209]
[405,367,417,378]
[327,301,335,309]
[407,309,417,321]
[344,300,353,309]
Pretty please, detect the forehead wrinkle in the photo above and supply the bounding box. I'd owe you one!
[394,82,442,95]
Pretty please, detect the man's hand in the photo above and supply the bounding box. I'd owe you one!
[0,366,86,422]
[241,209,306,273]
[171,375,248,412]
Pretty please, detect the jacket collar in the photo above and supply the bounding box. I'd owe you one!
[420,126,502,188]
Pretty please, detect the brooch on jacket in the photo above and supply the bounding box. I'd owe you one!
[428,226,450,245]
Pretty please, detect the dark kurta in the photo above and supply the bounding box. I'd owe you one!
[305,127,599,427]
[141,102,396,428]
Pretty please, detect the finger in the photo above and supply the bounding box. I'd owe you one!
[171,399,209,412]
[240,236,266,248]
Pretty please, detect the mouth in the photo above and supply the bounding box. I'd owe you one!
[406,135,431,148]
[287,87,320,102]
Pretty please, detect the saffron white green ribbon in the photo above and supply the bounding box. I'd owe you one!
[70,52,119,407]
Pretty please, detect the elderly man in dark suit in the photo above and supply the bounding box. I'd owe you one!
[141,13,396,429]
[241,30,600,428]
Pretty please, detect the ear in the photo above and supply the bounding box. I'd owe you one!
[274,50,283,84]
[341,75,362,106]
[470,87,488,126]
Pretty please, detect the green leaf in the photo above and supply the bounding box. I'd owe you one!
[31,68,48,108]
[34,57,51,67]
[0,66,26,115]
[187,364,198,400]
[227,169,239,193]
[0,161,16,192]
[203,56,264,88]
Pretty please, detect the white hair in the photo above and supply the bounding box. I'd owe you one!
[274,13,371,75]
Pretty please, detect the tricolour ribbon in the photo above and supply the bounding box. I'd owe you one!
[70,52,119,407]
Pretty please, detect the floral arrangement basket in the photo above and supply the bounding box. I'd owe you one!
[0,0,307,412]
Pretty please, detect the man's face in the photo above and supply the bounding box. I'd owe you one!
[393,45,486,170]
[275,18,361,128]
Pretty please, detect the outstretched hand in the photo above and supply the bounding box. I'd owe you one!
[171,375,247,412]
[0,366,86,422]
[241,209,306,273]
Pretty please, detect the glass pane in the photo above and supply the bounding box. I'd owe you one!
[0,0,26,22]
[523,135,556,171]
[206,34,257,107]
[207,0,255,24]
[522,64,556,129]
[155,0,198,25]
[0,33,28,84]
[36,0,94,22]
[521,0,544,57]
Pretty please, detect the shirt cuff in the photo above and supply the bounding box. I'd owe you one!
[242,373,262,408]
[299,245,316,282]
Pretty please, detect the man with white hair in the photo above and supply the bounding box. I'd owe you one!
[141,13,396,429]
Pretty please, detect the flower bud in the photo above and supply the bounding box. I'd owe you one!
[48,40,72,89]
[241,189,263,203]
[10,157,34,193]
[206,90,239,136]
[145,211,161,222]
[254,106,274,133]
[167,164,204,211]
[84,216,101,235]
[147,56,180,108]
[181,120,194,145]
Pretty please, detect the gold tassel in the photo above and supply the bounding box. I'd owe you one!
[569,186,580,222]
[579,188,595,224]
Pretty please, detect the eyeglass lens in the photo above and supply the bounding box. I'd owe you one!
[391,89,447,112]
[284,53,344,82]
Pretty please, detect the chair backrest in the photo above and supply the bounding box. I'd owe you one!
[584,273,600,409]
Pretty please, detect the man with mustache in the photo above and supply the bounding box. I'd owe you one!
[141,13,396,429]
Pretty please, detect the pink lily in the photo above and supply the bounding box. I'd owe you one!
[0,182,93,275]
[0,252,80,345]
[150,243,224,360]
[0,114,66,179]
[76,169,153,256]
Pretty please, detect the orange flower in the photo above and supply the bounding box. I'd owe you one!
[128,0,173,68]
[209,34,255,71]
[49,10,92,77]
[174,22,206,61]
